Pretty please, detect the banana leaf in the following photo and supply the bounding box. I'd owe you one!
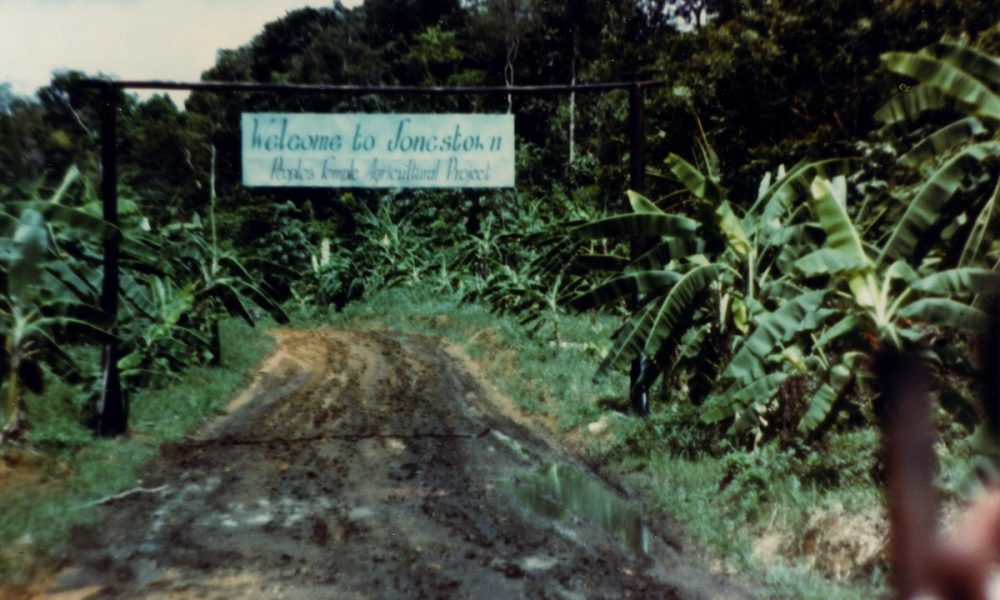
[799,362,854,433]
[568,270,681,311]
[627,237,701,271]
[795,248,871,277]
[570,213,700,241]
[664,153,725,204]
[701,373,788,424]
[898,298,989,331]
[875,84,976,132]
[910,268,1000,296]
[597,264,719,376]
[879,142,1000,264]
[720,289,828,385]
[570,254,630,273]
[627,190,665,213]
[925,42,1000,88]
[881,51,1000,121]
[899,116,988,167]
[756,159,859,227]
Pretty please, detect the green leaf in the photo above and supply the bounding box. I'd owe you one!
[49,166,80,204]
[815,315,860,350]
[799,363,853,433]
[44,262,98,303]
[37,316,119,345]
[809,177,870,266]
[795,248,870,277]
[885,260,919,284]
[959,180,998,267]
[910,268,1000,296]
[756,159,858,226]
[571,254,630,273]
[899,116,987,167]
[701,373,788,424]
[881,51,1000,121]
[238,282,290,324]
[8,209,49,296]
[118,350,143,371]
[715,200,750,257]
[120,271,158,319]
[876,83,975,130]
[879,142,1000,264]
[809,176,878,305]
[721,290,828,385]
[627,190,664,213]
[570,213,700,241]
[29,328,81,374]
[898,298,989,331]
[925,42,1000,89]
[217,286,255,327]
[568,271,680,311]
[597,264,718,375]
[22,201,116,238]
[665,153,724,203]
[628,237,700,271]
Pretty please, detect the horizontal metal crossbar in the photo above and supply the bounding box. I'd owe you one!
[80,78,667,96]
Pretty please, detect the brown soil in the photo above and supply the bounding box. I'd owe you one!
[41,329,757,599]
[0,450,72,494]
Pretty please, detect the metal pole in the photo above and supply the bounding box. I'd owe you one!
[95,83,127,436]
[81,78,668,96]
[628,83,649,416]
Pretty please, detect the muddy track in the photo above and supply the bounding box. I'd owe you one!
[47,329,756,599]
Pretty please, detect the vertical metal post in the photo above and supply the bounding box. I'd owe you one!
[628,83,649,416]
[96,82,127,436]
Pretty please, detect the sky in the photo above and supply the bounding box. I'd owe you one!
[0,0,361,105]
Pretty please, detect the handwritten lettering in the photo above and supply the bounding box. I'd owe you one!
[242,113,514,188]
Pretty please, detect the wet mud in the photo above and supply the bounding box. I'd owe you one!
[47,329,756,599]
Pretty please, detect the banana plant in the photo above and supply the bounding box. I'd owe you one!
[116,276,214,383]
[701,37,1000,434]
[159,146,288,364]
[784,176,999,434]
[158,215,288,365]
[563,138,855,415]
[876,40,1000,269]
[0,207,116,443]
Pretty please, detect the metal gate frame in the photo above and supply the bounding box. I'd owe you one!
[81,77,666,435]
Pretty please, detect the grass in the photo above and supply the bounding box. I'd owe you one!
[292,283,893,599]
[0,318,274,585]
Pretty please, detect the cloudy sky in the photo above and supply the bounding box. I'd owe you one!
[0,0,360,104]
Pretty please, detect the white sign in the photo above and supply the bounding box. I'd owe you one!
[241,113,515,188]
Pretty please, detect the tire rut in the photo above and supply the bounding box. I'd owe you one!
[46,329,757,600]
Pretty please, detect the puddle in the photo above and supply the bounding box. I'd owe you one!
[504,463,651,557]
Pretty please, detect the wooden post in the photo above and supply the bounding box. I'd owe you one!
[95,82,127,436]
[628,83,649,416]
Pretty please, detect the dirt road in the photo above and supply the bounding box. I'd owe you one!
[47,329,756,599]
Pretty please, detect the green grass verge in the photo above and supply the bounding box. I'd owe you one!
[0,318,274,584]
[293,283,888,599]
